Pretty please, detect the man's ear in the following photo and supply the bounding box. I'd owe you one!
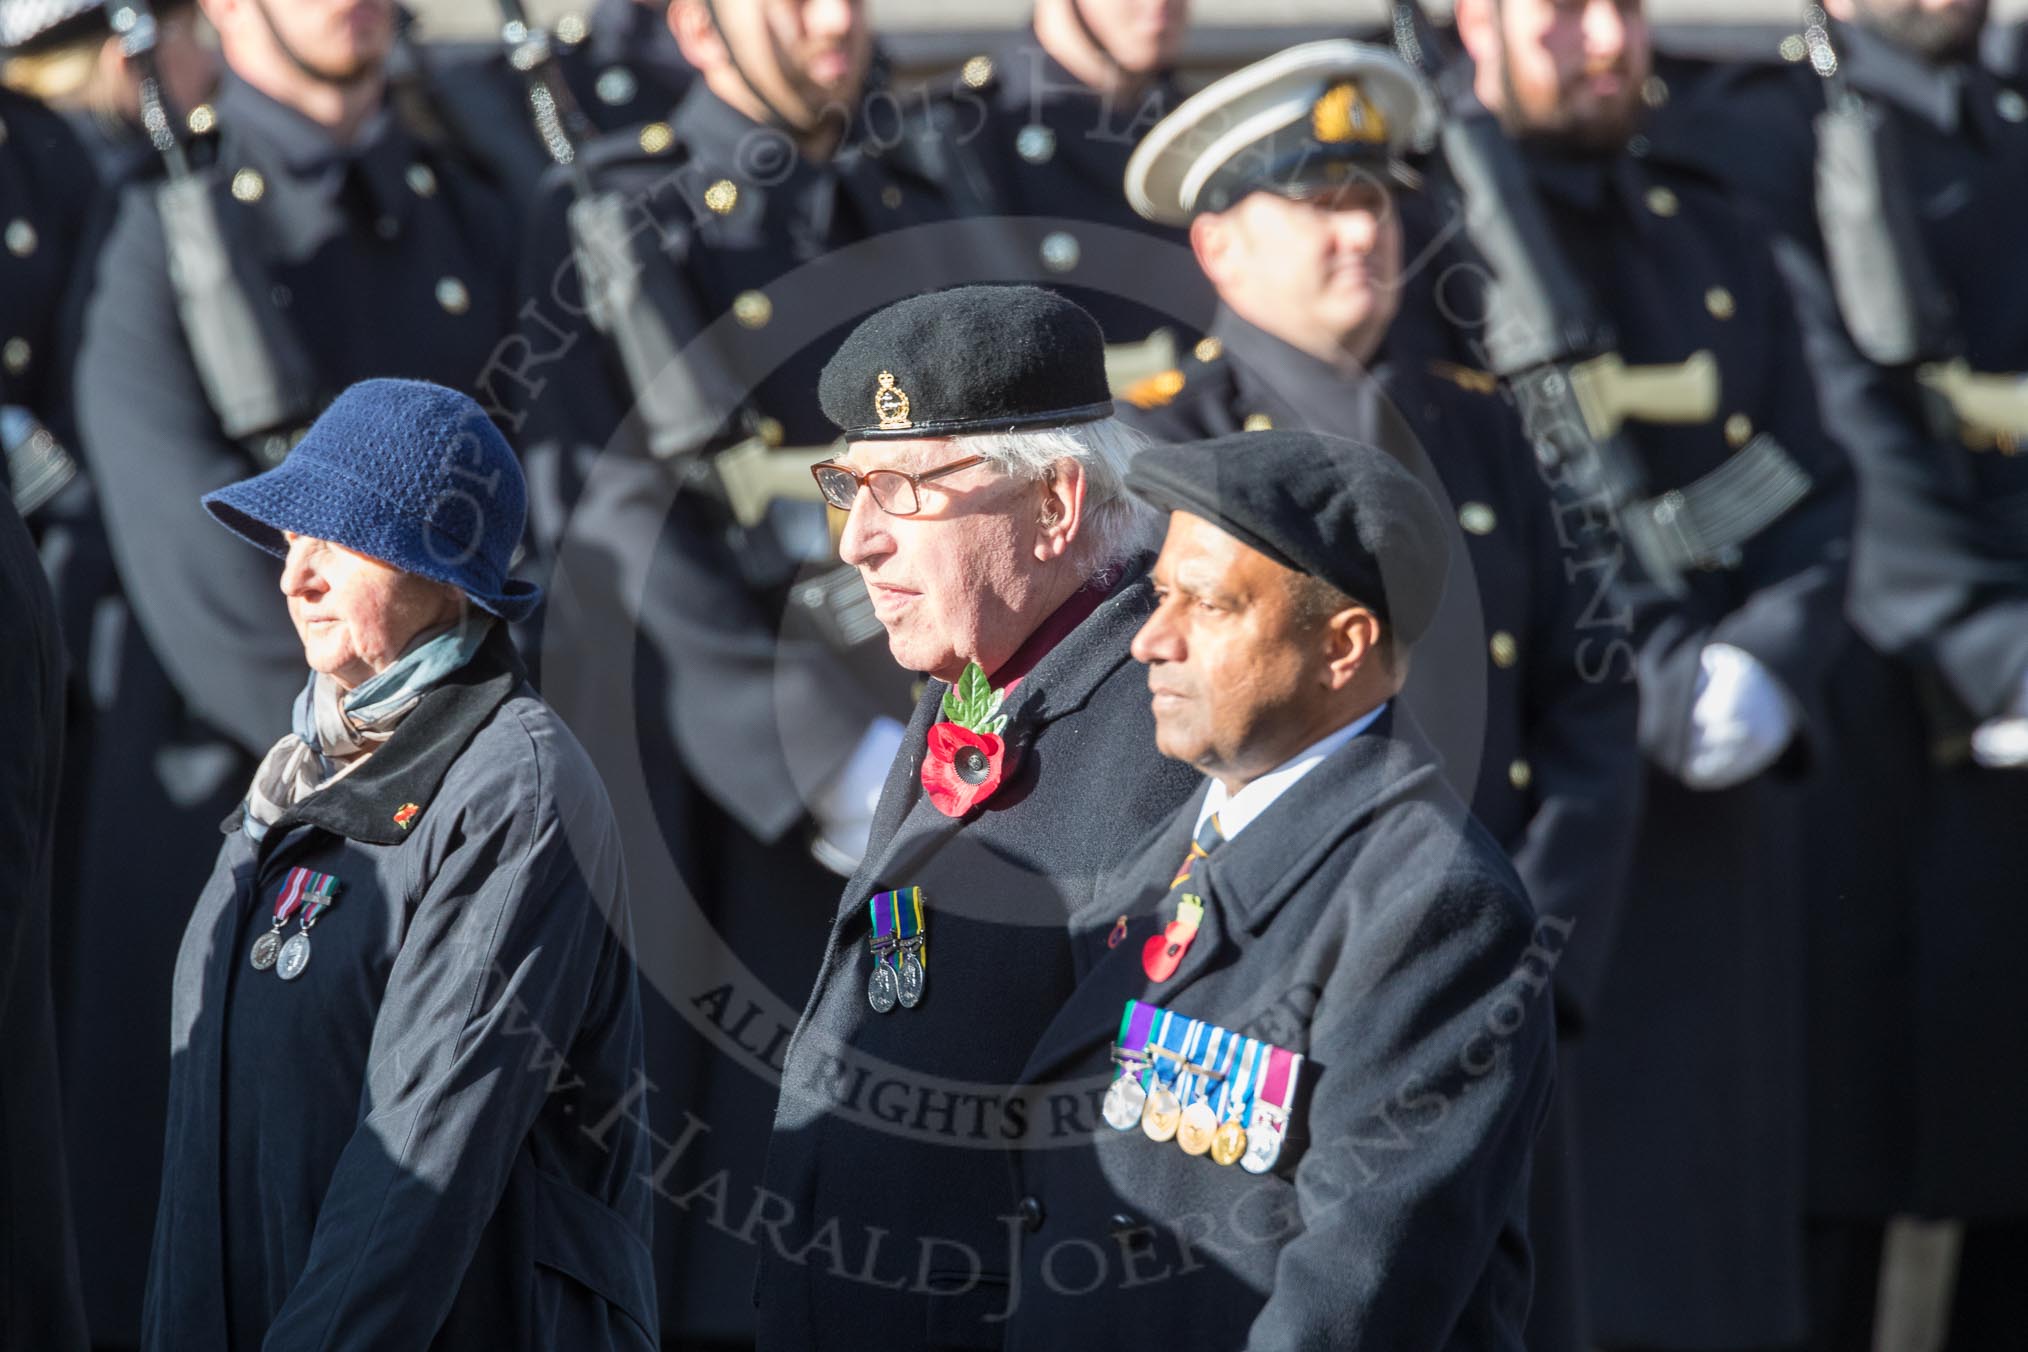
[670,0,725,71]
[1190,210,1236,292]
[1033,459,1089,561]
[1322,606,1387,691]
[1454,0,1500,69]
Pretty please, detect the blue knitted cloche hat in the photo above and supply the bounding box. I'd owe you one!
[202,378,542,622]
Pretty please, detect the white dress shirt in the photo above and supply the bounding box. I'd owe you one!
[1193,702,1389,844]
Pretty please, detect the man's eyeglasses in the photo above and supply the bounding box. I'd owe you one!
[810,454,986,517]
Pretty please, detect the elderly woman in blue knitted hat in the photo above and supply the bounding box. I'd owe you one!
[140,380,657,1352]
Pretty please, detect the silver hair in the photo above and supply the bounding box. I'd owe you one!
[953,417,1164,577]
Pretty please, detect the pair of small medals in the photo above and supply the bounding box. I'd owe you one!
[248,867,339,983]
[866,886,928,1013]
[1101,1002,1302,1175]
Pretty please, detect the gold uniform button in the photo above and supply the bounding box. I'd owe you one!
[733,290,772,328]
[186,103,216,135]
[231,168,265,202]
[4,219,36,257]
[1193,336,1223,363]
[1509,758,1533,791]
[1490,631,1519,668]
[554,11,588,44]
[757,416,785,447]
[1459,501,1497,535]
[1705,286,1736,320]
[1779,34,1808,62]
[435,277,470,315]
[704,179,739,215]
[638,121,674,155]
[1725,413,1754,448]
[406,163,438,198]
[3,338,30,375]
[1243,413,1274,432]
[1039,231,1080,273]
[962,55,994,89]
[880,184,902,209]
[1645,186,1679,218]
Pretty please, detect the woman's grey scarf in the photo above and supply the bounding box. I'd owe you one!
[243,615,492,840]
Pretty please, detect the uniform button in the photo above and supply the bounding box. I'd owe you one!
[1193,336,1223,363]
[271,283,292,309]
[436,276,470,315]
[1641,75,1670,109]
[375,215,399,239]
[231,168,266,202]
[186,102,216,135]
[596,65,638,107]
[1509,758,1533,791]
[704,178,739,215]
[757,416,785,447]
[733,290,772,328]
[1998,90,2028,123]
[1626,133,1651,158]
[962,55,994,89]
[5,218,37,256]
[881,184,902,209]
[405,162,437,198]
[638,121,674,155]
[3,338,30,375]
[554,11,588,44]
[1725,413,1754,448]
[1705,286,1736,321]
[1243,412,1274,432]
[1644,186,1679,218]
[1490,631,1519,668]
[1459,501,1497,535]
[1016,124,1056,164]
[1779,33,1808,62]
[1017,1196,1045,1232]
[1039,231,1081,273]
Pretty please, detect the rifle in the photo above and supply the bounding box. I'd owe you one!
[112,0,318,463]
[1804,5,2028,442]
[1391,1,1727,595]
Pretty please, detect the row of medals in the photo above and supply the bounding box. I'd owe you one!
[249,920,318,982]
[1102,1052,1281,1173]
[867,937,926,1013]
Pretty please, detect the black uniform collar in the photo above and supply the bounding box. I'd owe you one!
[255,625,525,850]
[1520,140,1646,219]
[212,72,418,231]
[1836,21,1973,135]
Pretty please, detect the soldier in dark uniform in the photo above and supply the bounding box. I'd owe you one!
[1649,4,2028,1345]
[754,284,1200,1352]
[1114,40,1642,1352]
[1448,0,1860,1347]
[989,428,1555,1348]
[510,1,969,1341]
[66,0,518,1340]
[930,0,1214,348]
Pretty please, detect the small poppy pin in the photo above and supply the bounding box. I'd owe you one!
[393,803,421,830]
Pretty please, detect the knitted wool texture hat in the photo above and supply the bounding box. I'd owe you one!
[202,379,541,622]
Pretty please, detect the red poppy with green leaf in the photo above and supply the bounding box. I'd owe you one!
[922,663,1011,817]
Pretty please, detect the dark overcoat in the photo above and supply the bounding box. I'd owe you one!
[65,71,520,1341]
[755,567,1201,1352]
[0,494,88,1352]
[142,629,657,1352]
[1003,709,1555,1351]
[1119,305,1643,1352]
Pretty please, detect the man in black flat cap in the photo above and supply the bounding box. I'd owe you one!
[993,428,1553,1349]
[754,284,1198,1352]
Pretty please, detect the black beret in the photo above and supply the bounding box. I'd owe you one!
[1126,429,1451,644]
[819,285,1114,439]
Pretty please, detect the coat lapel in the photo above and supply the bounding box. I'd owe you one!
[1017,710,1448,1088]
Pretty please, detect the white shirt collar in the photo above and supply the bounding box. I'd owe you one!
[1193,702,1389,844]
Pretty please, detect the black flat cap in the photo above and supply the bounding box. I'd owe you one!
[819,285,1114,439]
[1127,430,1450,644]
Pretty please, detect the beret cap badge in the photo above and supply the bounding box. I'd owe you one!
[875,370,913,431]
[1311,80,1388,146]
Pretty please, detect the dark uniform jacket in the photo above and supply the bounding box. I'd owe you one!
[1431,133,1857,1347]
[0,495,87,1352]
[514,79,960,1340]
[1119,306,1640,1352]
[1656,27,2028,1218]
[143,629,657,1352]
[931,35,1215,344]
[1004,709,1554,1351]
[757,567,1201,1352]
[67,71,519,1342]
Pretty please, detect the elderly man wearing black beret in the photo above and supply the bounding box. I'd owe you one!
[995,429,1555,1350]
[754,285,1200,1351]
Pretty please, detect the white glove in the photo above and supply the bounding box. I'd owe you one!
[810,717,908,874]
[1970,669,2028,769]
[1682,643,1798,791]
